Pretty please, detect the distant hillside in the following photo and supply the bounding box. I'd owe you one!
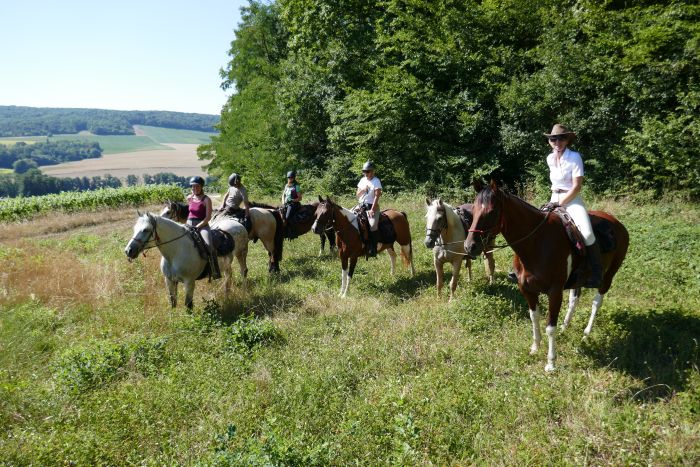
[0,106,220,137]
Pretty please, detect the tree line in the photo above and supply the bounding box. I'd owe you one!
[0,140,103,172]
[0,171,205,198]
[199,0,699,199]
[0,106,220,137]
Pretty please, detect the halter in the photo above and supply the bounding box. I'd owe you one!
[317,202,356,236]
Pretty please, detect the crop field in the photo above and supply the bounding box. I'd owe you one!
[0,193,698,464]
[134,125,216,144]
[0,134,166,154]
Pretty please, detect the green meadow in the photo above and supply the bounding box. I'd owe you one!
[0,194,698,464]
[135,125,216,144]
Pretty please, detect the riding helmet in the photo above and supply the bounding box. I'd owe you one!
[228,173,241,186]
[189,175,205,186]
[362,160,375,172]
[287,170,296,178]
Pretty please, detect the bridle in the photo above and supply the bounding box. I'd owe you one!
[129,215,189,256]
[316,202,355,236]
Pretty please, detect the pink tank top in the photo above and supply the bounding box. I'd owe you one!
[188,196,208,219]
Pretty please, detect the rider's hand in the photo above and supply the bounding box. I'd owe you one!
[542,202,560,211]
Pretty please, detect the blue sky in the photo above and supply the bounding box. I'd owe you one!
[0,0,248,115]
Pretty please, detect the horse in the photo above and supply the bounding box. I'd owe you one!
[282,202,337,255]
[424,198,495,300]
[124,213,249,309]
[161,200,284,273]
[311,196,415,297]
[464,181,629,372]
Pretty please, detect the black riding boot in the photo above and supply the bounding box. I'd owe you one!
[368,230,379,258]
[584,241,602,288]
[209,249,221,280]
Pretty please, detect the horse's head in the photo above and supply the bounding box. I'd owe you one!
[124,213,157,261]
[160,200,187,223]
[424,198,447,248]
[312,196,336,234]
[464,180,503,258]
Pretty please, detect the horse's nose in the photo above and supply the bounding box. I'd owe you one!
[311,220,320,234]
[424,237,434,248]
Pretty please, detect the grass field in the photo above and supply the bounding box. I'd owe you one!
[135,125,216,144]
[0,134,166,154]
[0,194,698,464]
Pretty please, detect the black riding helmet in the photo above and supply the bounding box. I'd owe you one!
[228,173,241,186]
[286,170,296,179]
[189,175,205,186]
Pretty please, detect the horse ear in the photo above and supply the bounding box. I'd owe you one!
[318,195,324,203]
[425,197,431,206]
[437,198,443,207]
[137,209,142,217]
[473,179,484,193]
[489,179,499,191]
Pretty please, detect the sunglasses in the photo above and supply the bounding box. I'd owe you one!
[548,135,568,142]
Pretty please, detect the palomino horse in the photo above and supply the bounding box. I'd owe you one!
[283,202,337,255]
[311,197,415,297]
[464,181,629,372]
[161,200,284,273]
[124,213,249,309]
[424,198,495,300]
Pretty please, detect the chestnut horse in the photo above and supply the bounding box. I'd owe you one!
[424,198,495,300]
[311,197,415,297]
[464,181,628,372]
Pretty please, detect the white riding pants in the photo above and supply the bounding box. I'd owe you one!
[550,194,595,246]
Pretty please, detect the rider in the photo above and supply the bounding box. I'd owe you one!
[220,172,251,223]
[356,160,382,257]
[187,176,220,280]
[281,170,302,239]
[544,124,602,287]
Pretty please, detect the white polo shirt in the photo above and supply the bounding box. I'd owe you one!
[357,176,382,205]
[547,148,584,191]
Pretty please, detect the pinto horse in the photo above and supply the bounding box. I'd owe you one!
[124,213,249,309]
[161,200,284,273]
[424,198,495,300]
[464,181,629,372]
[283,202,337,255]
[311,197,415,297]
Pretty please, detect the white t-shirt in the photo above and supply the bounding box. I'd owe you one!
[357,176,382,205]
[547,148,584,191]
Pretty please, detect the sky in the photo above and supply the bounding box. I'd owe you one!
[0,0,248,115]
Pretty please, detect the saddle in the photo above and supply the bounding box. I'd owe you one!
[217,206,252,233]
[186,226,235,258]
[355,207,397,246]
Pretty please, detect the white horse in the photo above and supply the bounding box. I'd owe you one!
[124,213,249,309]
[424,198,495,300]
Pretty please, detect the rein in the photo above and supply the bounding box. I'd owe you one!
[130,217,190,256]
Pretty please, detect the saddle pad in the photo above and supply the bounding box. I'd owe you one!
[211,229,235,256]
[592,218,616,253]
[378,211,397,244]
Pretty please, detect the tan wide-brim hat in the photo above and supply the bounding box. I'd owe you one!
[544,124,577,141]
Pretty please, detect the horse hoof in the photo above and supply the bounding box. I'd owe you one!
[529,345,539,355]
[560,324,567,332]
[545,363,555,372]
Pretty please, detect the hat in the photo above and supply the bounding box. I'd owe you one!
[544,124,576,140]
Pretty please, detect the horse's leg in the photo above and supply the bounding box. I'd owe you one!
[165,277,178,308]
[344,257,358,298]
[464,257,473,282]
[523,290,541,355]
[544,289,564,372]
[236,248,248,290]
[449,257,462,302]
[434,255,444,297]
[386,247,397,276]
[561,288,581,331]
[400,243,414,277]
[184,280,196,310]
[319,233,325,256]
[221,255,233,298]
[483,252,495,284]
[340,255,349,297]
[584,293,604,336]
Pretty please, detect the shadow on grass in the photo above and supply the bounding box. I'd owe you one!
[202,287,303,324]
[368,269,435,300]
[581,306,700,401]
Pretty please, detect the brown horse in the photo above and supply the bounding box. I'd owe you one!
[311,197,415,297]
[255,202,337,255]
[464,181,629,372]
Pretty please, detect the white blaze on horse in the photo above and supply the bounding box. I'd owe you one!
[124,213,249,309]
[311,196,415,298]
[161,200,284,273]
[424,198,495,300]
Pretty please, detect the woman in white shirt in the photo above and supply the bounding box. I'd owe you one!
[544,124,601,287]
[356,160,382,257]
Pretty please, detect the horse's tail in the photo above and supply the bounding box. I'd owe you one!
[272,210,285,264]
[400,211,413,267]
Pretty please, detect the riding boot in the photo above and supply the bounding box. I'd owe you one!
[209,248,221,280]
[584,241,602,288]
[368,230,379,258]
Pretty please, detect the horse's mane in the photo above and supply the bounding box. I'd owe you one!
[477,187,543,216]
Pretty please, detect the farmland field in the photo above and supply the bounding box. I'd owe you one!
[134,125,216,144]
[0,192,698,464]
[39,143,206,179]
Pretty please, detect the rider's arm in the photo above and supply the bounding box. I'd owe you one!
[219,191,228,211]
[296,185,302,202]
[198,196,213,228]
[560,177,582,206]
[370,188,382,213]
[243,190,251,216]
